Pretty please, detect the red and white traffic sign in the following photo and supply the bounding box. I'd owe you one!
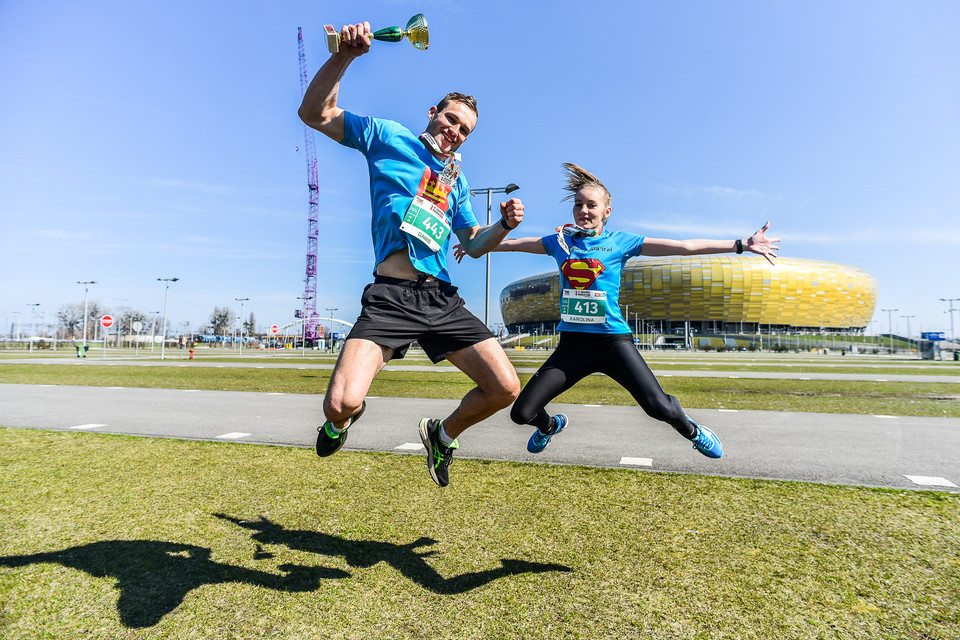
[270,325,279,334]
[100,315,114,328]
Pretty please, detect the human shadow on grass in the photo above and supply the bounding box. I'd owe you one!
[0,540,348,628]
[215,513,573,594]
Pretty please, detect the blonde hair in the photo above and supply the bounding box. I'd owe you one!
[560,163,612,222]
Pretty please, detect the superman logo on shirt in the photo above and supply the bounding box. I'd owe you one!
[561,258,605,289]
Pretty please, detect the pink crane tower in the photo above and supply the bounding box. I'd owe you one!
[297,27,320,344]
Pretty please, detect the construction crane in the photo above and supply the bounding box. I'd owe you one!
[297,27,320,345]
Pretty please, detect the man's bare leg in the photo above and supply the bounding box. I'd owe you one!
[440,338,521,438]
[323,338,393,428]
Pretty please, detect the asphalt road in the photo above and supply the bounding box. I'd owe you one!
[2,383,957,493]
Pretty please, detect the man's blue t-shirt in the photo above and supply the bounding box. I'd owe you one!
[339,111,477,282]
[541,229,645,334]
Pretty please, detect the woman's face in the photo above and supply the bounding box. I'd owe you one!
[572,186,611,230]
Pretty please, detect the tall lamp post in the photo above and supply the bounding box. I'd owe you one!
[941,298,959,343]
[158,278,179,360]
[235,298,249,355]
[901,314,915,356]
[77,281,97,348]
[326,307,337,352]
[27,303,39,353]
[881,308,898,355]
[297,295,312,355]
[470,183,520,328]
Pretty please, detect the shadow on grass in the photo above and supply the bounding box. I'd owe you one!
[0,540,348,628]
[215,513,573,594]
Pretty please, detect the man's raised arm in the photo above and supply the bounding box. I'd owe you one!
[298,22,372,143]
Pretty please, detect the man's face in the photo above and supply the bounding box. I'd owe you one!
[425,101,477,154]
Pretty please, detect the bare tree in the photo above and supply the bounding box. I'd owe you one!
[210,307,234,336]
[57,304,84,339]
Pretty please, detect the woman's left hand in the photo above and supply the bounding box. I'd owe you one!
[747,222,780,265]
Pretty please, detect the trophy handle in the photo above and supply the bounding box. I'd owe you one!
[372,26,403,43]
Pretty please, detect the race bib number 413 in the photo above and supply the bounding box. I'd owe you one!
[560,289,607,324]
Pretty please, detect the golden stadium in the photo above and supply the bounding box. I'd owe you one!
[500,256,877,335]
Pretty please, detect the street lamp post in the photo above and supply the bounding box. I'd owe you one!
[901,314,915,356]
[470,183,520,328]
[77,281,96,348]
[326,307,337,352]
[235,298,249,355]
[941,298,959,343]
[297,296,313,355]
[158,278,179,360]
[881,308,898,355]
[27,303,39,353]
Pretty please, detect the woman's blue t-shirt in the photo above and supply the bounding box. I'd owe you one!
[541,229,645,334]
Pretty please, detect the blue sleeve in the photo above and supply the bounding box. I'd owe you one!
[339,112,400,157]
[541,233,560,258]
[621,232,645,258]
[451,174,478,230]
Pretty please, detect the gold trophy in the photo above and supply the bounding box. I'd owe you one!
[325,14,429,53]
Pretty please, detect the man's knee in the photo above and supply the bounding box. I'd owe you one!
[499,373,522,405]
[323,393,363,423]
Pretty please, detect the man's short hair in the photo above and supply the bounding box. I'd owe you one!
[436,92,478,117]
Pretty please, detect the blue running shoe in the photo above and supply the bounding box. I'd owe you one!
[688,416,723,458]
[527,413,568,453]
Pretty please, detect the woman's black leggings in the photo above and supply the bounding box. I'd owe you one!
[510,332,695,439]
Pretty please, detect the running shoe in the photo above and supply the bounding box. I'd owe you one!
[687,416,723,458]
[316,400,366,458]
[419,418,459,487]
[527,413,568,453]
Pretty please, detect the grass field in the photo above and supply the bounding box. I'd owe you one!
[1,428,958,639]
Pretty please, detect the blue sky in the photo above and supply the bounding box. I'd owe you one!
[2,0,958,339]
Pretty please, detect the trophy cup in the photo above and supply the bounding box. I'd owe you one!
[325,14,429,53]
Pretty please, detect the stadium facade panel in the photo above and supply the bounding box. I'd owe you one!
[500,256,877,333]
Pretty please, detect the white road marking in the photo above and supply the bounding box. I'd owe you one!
[396,442,425,451]
[217,432,252,439]
[873,415,898,419]
[718,409,738,413]
[583,404,602,407]
[903,475,958,488]
[620,457,653,467]
[70,424,106,430]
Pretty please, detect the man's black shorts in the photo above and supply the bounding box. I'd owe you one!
[346,275,495,363]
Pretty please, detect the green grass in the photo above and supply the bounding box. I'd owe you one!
[1,428,957,639]
[2,362,959,417]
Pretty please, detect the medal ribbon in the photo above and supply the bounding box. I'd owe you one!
[554,223,600,255]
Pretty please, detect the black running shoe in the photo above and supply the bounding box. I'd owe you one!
[316,400,365,458]
[418,418,458,487]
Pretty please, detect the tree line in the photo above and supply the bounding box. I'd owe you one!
[38,302,257,340]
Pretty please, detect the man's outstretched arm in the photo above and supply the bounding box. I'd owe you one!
[298,22,372,143]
